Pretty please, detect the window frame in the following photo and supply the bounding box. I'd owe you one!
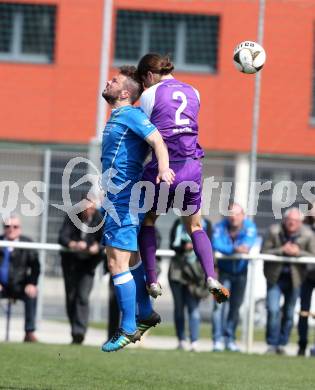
[0,3,56,64]
[113,10,219,74]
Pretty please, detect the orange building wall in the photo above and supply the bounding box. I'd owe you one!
[1,0,315,157]
[259,1,315,155]
[0,0,104,143]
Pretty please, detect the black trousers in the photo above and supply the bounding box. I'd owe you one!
[298,277,315,350]
[0,289,37,332]
[61,258,95,337]
[107,278,120,340]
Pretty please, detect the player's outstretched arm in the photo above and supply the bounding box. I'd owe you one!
[145,130,175,185]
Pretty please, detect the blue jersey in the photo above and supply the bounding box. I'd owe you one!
[101,105,157,200]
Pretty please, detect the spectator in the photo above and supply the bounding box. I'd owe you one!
[169,217,211,351]
[59,197,104,344]
[297,203,315,356]
[0,214,40,342]
[263,207,315,355]
[211,203,257,352]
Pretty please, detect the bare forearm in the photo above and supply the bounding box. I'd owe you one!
[146,130,175,185]
[146,131,169,171]
[154,140,169,172]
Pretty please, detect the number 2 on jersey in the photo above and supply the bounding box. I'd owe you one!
[172,91,190,126]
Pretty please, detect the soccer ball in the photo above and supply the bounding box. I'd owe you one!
[233,41,266,74]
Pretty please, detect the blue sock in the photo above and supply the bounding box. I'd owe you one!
[112,271,137,334]
[130,261,152,319]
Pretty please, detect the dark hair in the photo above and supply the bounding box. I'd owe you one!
[137,53,174,79]
[119,65,138,80]
[119,65,143,103]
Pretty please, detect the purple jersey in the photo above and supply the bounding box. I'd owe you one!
[140,78,204,163]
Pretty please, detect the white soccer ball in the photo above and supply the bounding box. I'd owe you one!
[233,41,266,74]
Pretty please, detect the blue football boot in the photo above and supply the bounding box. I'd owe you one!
[101,328,141,352]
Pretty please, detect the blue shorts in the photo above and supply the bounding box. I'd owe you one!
[102,202,145,251]
[103,223,140,252]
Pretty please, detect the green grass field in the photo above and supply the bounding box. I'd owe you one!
[1,343,314,390]
[89,321,299,343]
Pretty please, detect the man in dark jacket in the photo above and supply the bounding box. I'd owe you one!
[0,215,40,342]
[263,207,315,354]
[211,203,257,352]
[59,197,104,344]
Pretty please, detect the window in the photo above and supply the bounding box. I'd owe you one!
[114,10,220,73]
[0,2,56,64]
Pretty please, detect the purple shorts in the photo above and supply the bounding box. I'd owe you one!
[142,159,202,215]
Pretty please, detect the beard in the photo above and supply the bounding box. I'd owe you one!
[102,90,119,105]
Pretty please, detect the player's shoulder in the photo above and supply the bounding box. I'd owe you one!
[117,105,142,119]
[129,106,148,118]
[141,82,163,100]
[120,106,151,125]
[117,105,135,114]
[111,106,141,129]
[171,79,200,101]
[170,78,194,89]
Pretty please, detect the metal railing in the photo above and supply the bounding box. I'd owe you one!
[1,239,314,353]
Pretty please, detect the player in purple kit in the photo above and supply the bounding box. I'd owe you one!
[137,53,230,303]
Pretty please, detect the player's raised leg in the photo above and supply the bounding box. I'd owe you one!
[129,253,161,334]
[102,246,141,352]
[183,213,230,303]
[138,211,162,298]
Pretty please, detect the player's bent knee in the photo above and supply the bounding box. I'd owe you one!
[107,258,117,275]
[183,219,203,235]
[107,257,127,275]
[188,225,202,235]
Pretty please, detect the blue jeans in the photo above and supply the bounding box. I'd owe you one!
[169,281,201,342]
[212,271,247,344]
[266,274,300,346]
[298,277,315,350]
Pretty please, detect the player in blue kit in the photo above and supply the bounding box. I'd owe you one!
[100,66,174,352]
